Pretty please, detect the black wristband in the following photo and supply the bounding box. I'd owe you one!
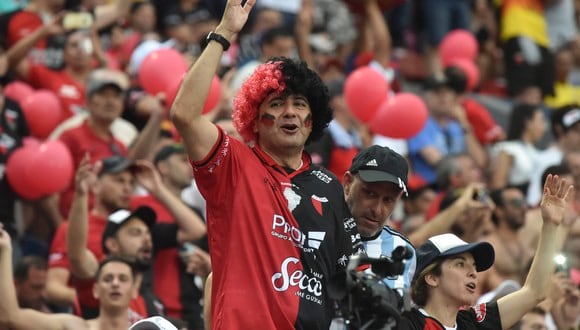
[205,31,230,51]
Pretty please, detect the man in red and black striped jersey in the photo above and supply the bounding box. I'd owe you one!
[171,0,362,329]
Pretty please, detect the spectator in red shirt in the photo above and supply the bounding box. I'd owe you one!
[10,27,100,119]
[132,144,208,329]
[46,155,135,317]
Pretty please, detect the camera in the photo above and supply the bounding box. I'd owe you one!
[329,246,413,330]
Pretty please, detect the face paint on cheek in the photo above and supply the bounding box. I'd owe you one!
[259,113,276,126]
[304,114,312,128]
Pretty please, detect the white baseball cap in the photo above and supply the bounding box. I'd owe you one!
[129,316,178,330]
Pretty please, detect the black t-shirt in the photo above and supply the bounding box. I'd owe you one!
[0,97,29,237]
[398,303,502,330]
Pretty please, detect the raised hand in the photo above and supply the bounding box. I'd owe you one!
[75,154,101,196]
[134,160,164,195]
[216,0,256,38]
[540,174,574,226]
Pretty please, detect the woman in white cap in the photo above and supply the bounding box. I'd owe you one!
[399,174,575,329]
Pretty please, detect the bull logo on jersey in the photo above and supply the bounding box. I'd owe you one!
[472,303,487,322]
[283,187,301,212]
[310,194,328,216]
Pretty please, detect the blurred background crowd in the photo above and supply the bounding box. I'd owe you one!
[0,0,579,329]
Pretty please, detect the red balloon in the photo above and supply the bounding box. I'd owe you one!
[446,58,480,91]
[4,81,34,104]
[138,48,188,96]
[439,30,478,66]
[20,90,62,139]
[29,140,74,195]
[203,75,222,114]
[370,93,428,139]
[5,144,44,200]
[164,75,184,112]
[344,67,390,123]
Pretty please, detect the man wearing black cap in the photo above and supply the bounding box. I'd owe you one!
[399,174,575,330]
[66,154,204,322]
[343,145,416,296]
[132,144,208,329]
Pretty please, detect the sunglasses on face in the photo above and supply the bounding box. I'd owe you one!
[507,199,527,208]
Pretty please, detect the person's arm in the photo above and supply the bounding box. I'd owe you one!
[452,104,487,168]
[294,0,315,69]
[497,174,575,329]
[419,146,444,167]
[45,268,76,306]
[135,161,207,242]
[6,13,64,79]
[127,98,164,161]
[489,150,512,190]
[93,0,131,31]
[408,184,485,246]
[0,226,87,330]
[170,0,255,162]
[364,0,391,69]
[203,272,213,330]
[66,155,100,280]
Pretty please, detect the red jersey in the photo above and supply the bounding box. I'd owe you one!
[48,213,107,309]
[48,212,149,321]
[192,129,360,330]
[27,65,85,121]
[57,120,128,216]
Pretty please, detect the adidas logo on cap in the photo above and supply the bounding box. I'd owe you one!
[366,159,378,166]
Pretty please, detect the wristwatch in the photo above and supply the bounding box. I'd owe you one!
[206,31,230,51]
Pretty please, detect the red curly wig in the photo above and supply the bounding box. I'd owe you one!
[232,61,285,143]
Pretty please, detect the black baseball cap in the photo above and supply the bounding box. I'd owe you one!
[153,144,186,165]
[414,233,495,281]
[101,206,156,253]
[99,156,136,177]
[349,145,409,196]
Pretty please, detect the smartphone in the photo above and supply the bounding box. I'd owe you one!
[554,254,570,275]
[472,189,489,203]
[63,12,94,30]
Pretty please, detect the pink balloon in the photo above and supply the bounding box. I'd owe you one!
[203,75,222,114]
[29,140,74,195]
[138,49,188,96]
[439,30,478,66]
[446,58,480,92]
[344,67,389,123]
[20,90,62,139]
[4,81,34,104]
[5,144,44,200]
[370,93,428,139]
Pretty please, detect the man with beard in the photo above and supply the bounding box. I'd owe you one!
[131,144,209,329]
[49,154,205,320]
[478,187,534,294]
